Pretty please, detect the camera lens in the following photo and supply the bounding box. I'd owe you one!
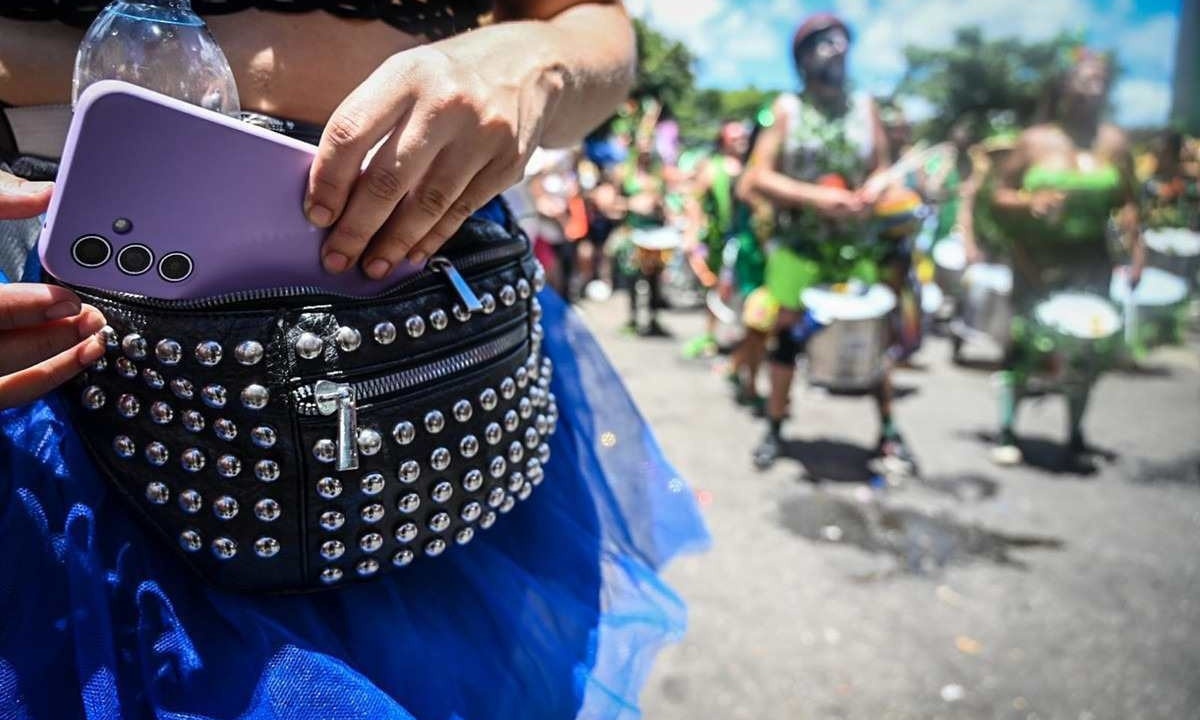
[158,252,193,283]
[71,235,111,268]
[116,244,153,275]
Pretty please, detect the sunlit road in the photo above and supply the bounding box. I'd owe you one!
[573,294,1200,720]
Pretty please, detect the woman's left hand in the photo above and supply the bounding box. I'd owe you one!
[305,45,555,279]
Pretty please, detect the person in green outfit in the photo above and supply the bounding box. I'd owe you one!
[985,50,1143,467]
[738,13,916,475]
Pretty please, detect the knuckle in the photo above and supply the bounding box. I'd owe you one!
[415,185,451,218]
[325,112,366,150]
[330,223,373,250]
[362,166,405,203]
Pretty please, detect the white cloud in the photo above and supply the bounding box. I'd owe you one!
[1113,78,1171,127]
[1115,14,1178,76]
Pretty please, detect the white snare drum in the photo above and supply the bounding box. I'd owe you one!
[1109,266,1188,316]
[960,263,1013,346]
[802,284,897,391]
[631,226,683,252]
[932,235,967,298]
[1033,293,1121,369]
[1144,227,1200,288]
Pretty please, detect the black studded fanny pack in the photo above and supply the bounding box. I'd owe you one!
[62,215,556,593]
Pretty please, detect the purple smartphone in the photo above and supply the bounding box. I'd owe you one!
[39,80,418,300]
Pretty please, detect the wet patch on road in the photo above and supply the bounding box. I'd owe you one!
[1130,453,1200,487]
[778,493,1063,575]
[919,473,1001,501]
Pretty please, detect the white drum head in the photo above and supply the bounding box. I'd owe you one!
[631,227,683,251]
[932,236,966,271]
[802,284,897,322]
[1035,293,1121,339]
[1144,228,1200,257]
[1109,266,1188,307]
[921,282,944,315]
[963,263,1013,293]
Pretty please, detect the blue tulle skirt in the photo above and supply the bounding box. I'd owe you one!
[0,255,708,719]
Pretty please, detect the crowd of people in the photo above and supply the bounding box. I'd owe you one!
[507,12,1200,480]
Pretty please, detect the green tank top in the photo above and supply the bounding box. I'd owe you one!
[1019,163,1121,243]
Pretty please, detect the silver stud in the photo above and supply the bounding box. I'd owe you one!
[211,537,237,560]
[320,567,343,584]
[251,426,277,449]
[179,489,203,514]
[373,321,397,345]
[116,393,140,418]
[182,410,205,433]
[503,410,520,433]
[489,457,507,479]
[525,427,540,449]
[255,537,280,558]
[395,522,418,543]
[507,471,525,493]
[296,332,323,359]
[531,299,543,323]
[405,315,426,338]
[535,414,549,436]
[480,292,496,314]
[507,441,524,464]
[213,495,239,520]
[217,454,242,478]
[321,540,345,560]
[515,367,529,389]
[171,378,195,401]
[180,530,203,552]
[462,469,484,492]
[316,476,343,499]
[516,278,532,299]
[255,459,280,483]
[122,333,148,359]
[431,481,454,503]
[528,464,545,486]
[398,460,421,484]
[500,377,516,400]
[487,486,506,508]
[241,384,269,410]
[142,367,165,390]
[480,511,498,529]
[114,359,138,379]
[194,340,223,366]
[398,492,421,513]
[538,443,551,464]
[361,472,385,496]
[90,357,108,372]
[202,384,227,409]
[499,496,516,514]
[452,304,471,322]
[533,264,546,292]
[542,357,553,375]
[181,448,206,472]
[82,385,106,410]
[429,512,451,533]
[100,326,119,348]
[255,498,281,522]
[312,439,337,463]
[429,309,449,331]
[360,532,384,553]
[235,340,264,366]
[484,423,503,446]
[453,399,473,423]
[357,558,380,576]
[431,447,451,472]
[214,417,238,441]
[145,481,170,505]
[518,397,533,420]
[456,527,475,545]
[461,501,482,523]
[320,510,346,531]
[392,421,416,446]
[392,548,415,567]
[425,538,447,557]
[336,326,362,352]
[144,441,169,466]
[361,503,385,524]
[357,428,382,456]
[479,388,499,412]
[155,338,182,365]
[499,285,516,307]
[424,410,445,434]
[459,434,479,459]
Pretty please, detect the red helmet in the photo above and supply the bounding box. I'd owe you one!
[792,13,851,62]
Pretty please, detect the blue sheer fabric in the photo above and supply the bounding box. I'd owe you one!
[0,257,708,719]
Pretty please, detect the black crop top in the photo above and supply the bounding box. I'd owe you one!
[1,0,492,39]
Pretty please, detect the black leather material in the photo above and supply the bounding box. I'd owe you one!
[63,217,556,593]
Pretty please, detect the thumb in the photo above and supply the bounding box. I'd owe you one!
[0,171,53,220]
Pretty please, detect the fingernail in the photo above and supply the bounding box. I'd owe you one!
[308,204,334,227]
[45,300,81,321]
[408,251,427,265]
[14,180,52,196]
[323,251,349,274]
[77,312,106,340]
[366,259,391,280]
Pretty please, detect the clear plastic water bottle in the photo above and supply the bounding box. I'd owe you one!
[72,0,240,114]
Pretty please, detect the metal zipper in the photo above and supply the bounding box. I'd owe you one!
[293,323,528,471]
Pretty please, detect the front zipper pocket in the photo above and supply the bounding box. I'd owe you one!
[292,322,529,471]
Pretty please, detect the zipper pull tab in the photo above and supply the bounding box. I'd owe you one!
[315,379,359,471]
[429,256,483,312]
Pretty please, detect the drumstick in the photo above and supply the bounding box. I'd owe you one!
[1123,268,1138,350]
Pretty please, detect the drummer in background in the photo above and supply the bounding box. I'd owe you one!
[737,14,917,474]
[986,49,1143,466]
[615,138,671,336]
[1143,131,1200,232]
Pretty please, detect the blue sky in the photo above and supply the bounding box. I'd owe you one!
[625,0,1182,126]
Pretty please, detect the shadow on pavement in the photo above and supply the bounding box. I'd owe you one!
[962,429,1118,477]
[1130,452,1200,487]
[779,437,876,484]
